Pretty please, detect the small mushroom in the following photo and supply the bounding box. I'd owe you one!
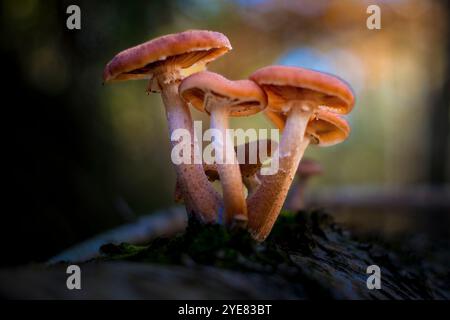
[286,158,323,212]
[202,161,262,189]
[179,71,267,226]
[248,109,351,241]
[103,30,232,223]
[174,139,277,203]
[174,161,259,204]
[235,139,276,196]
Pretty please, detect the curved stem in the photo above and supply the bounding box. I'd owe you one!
[209,104,247,226]
[160,81,221,223]
[243,175,261,197]
[247,106,312,241]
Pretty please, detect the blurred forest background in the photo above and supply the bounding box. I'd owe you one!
[2,0,449,266]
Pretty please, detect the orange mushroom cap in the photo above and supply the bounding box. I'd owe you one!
[235,139,277,177]
[179,71,267,116]
[264,109,287,130]
[103,30,231,83]
[202,139,277,180]
[306,110,350,146]
[250,65,355,115]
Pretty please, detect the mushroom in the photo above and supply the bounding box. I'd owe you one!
[264,108,323,210]
[235,139,276,196]
[246,66,354,240]
[173,163,253,205]
[264,110,286,131]
[203,161,262,193]
[264,110,323,210]
[250,65,354,135]
[103,30,232,223]
[174,139,277,203]
[248,110,351,241]
[286,158,323,212]
[179,71,267,226]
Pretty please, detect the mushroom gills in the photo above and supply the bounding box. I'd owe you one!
[264,85,344,112]
[123,48,223,77]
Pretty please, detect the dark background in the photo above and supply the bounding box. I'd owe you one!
[2,0,175,264]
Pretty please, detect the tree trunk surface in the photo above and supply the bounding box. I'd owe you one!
[0,210,448,299]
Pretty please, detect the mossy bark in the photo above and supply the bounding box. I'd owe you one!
[0,210,448,299]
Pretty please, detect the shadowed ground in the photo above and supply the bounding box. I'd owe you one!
[1,210,448,299]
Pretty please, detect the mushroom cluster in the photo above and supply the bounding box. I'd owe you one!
[103,30,355,241]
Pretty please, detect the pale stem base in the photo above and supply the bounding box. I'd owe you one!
[209,104,247,226]
[247,106,312,241]
[160,81,221,223]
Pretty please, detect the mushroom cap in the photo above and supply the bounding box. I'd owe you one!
[235,139,277,176]
[306,110,350,146]
[203,163,221,182]
[103,30,231,83]
[179,71,267,116]
[250,65,355,114]
[203,139,277,181]
[203,163,260,182]
[264,110,286,130]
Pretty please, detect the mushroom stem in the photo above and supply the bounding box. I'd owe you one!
[208,102,247,227]
[243,175,261,197]
[247,106,312,241]
[160,81,221,223]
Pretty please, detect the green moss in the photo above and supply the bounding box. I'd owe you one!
[99,211,319,272]
[97,209,449,299]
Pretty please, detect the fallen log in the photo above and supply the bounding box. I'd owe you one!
[1,209,448,299]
